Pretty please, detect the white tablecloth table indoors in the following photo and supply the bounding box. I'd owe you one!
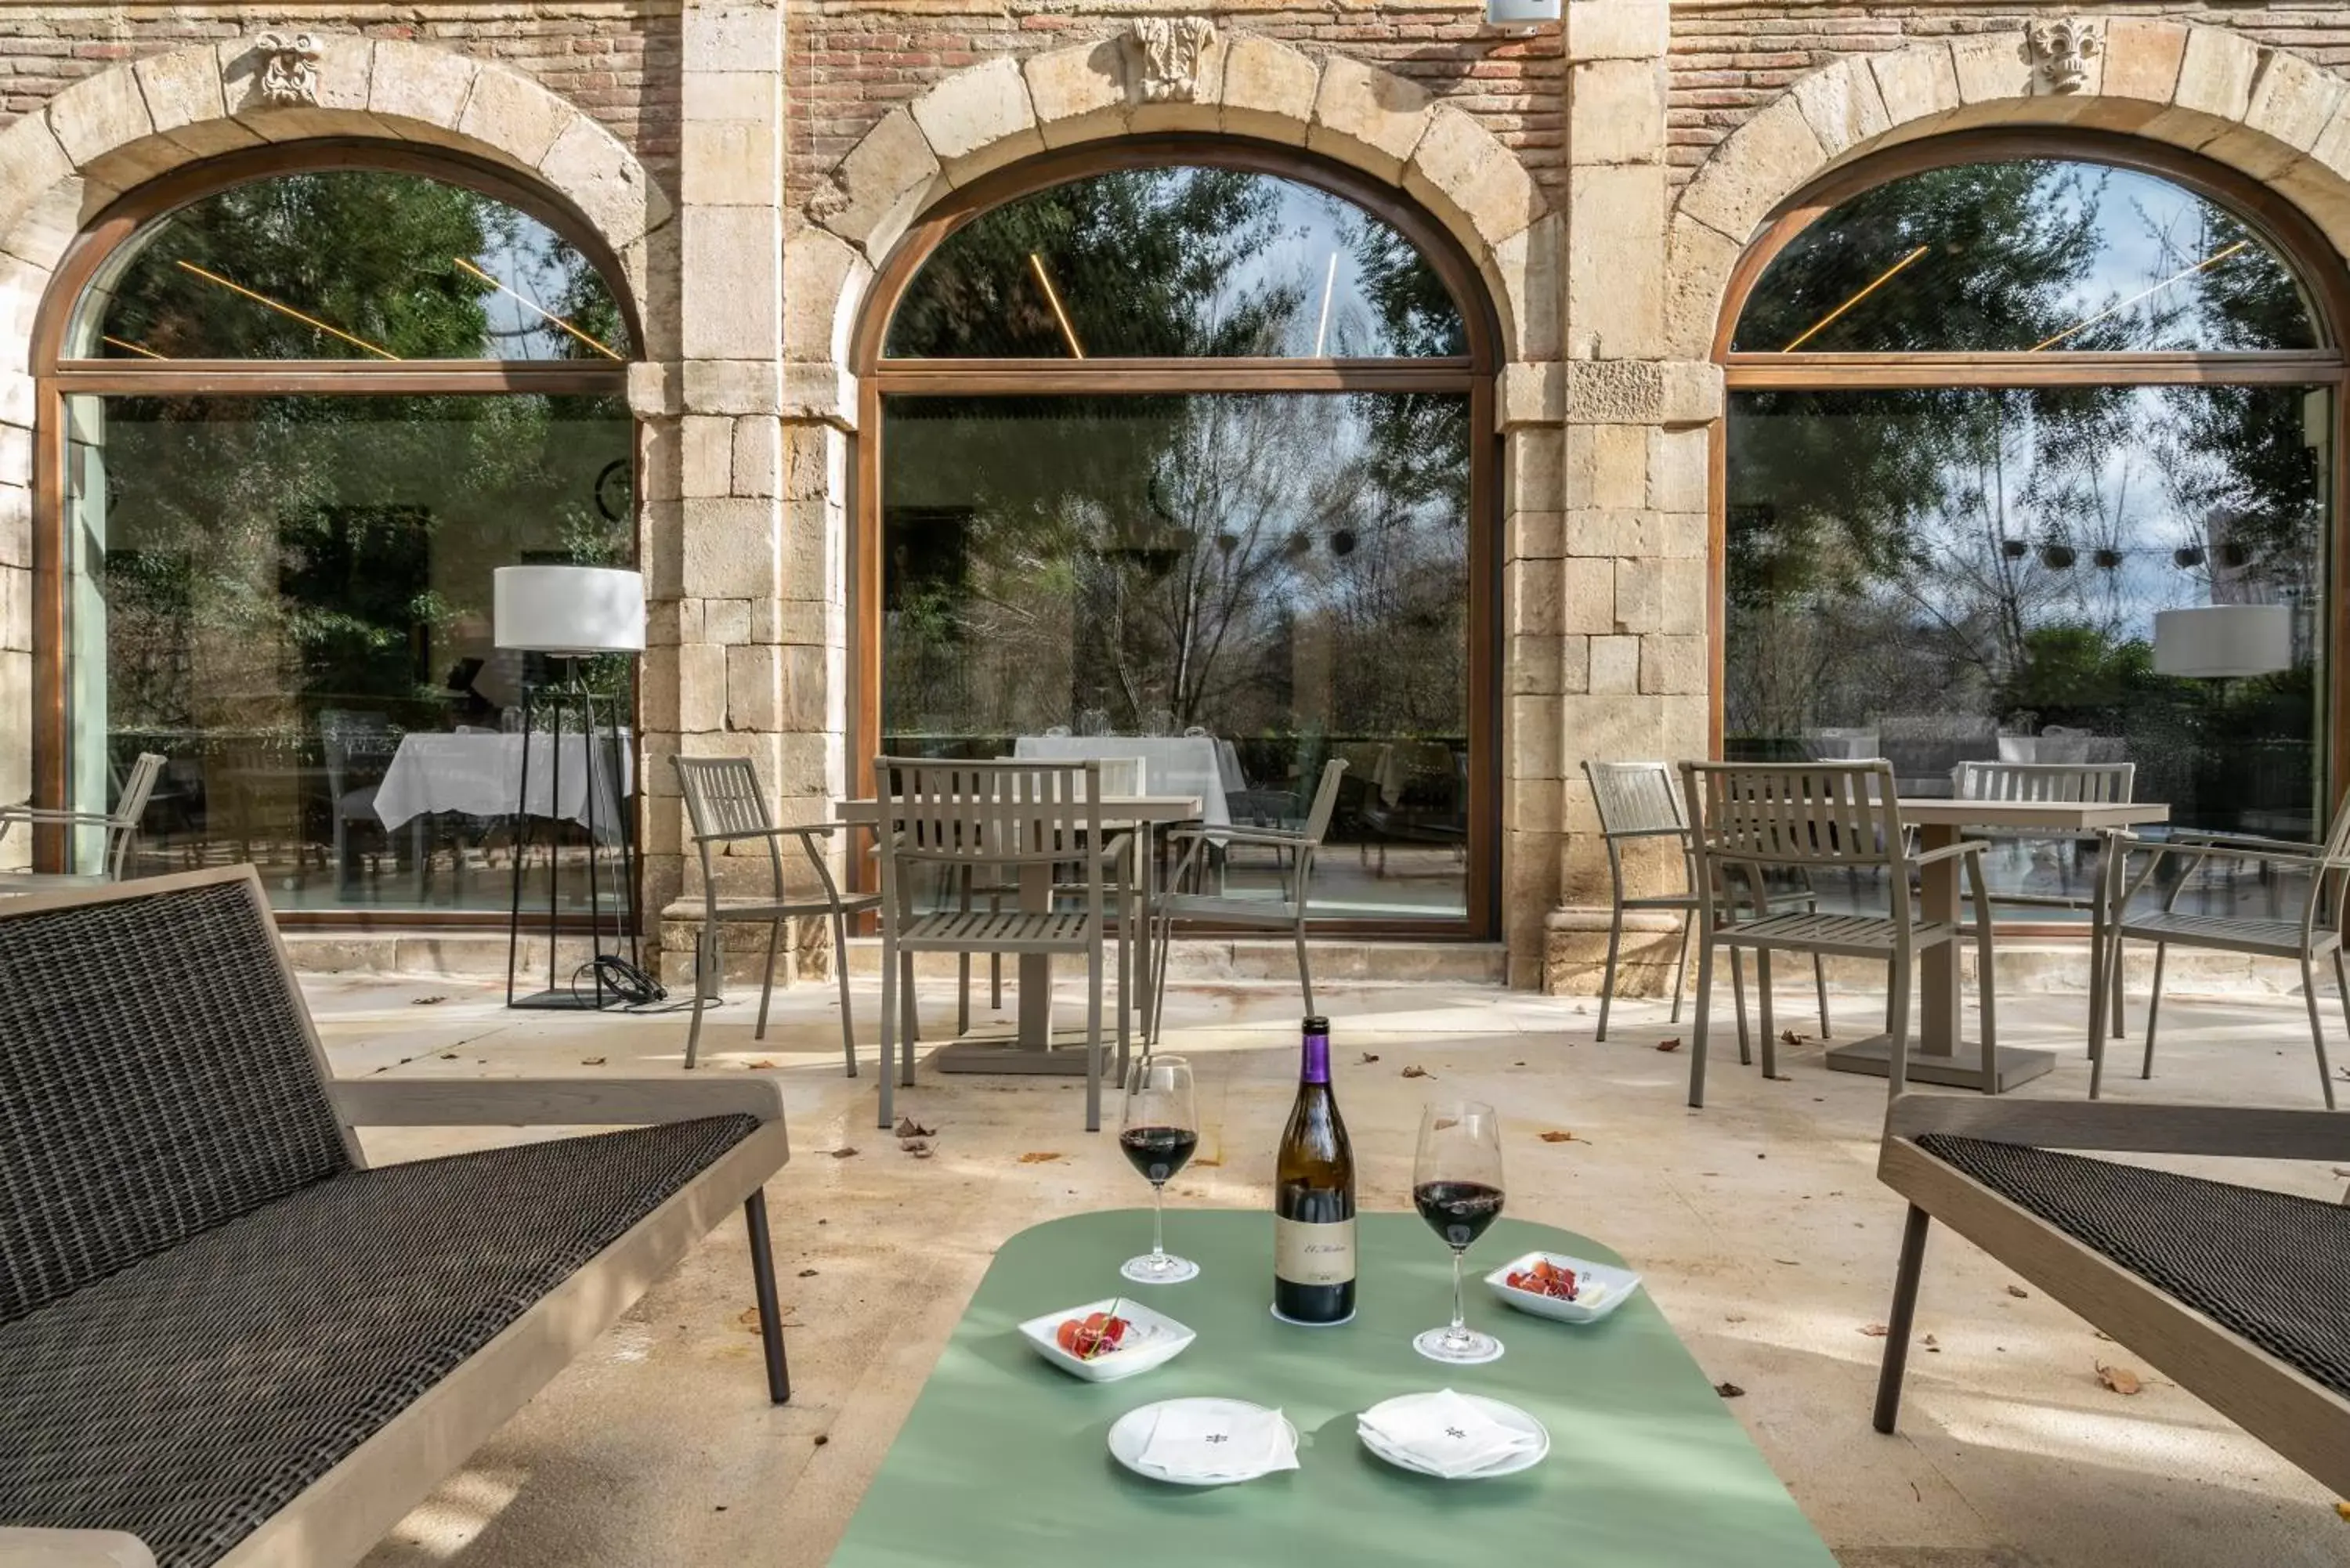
[374,732,631,838]
[1010,735,1231,828]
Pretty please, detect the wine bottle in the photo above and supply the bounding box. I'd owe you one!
[1273,1014,1356,1324]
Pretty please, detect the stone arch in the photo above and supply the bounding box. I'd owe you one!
[0,34,673,370]
[1665,19,2350,358]
[794,32,1562,385]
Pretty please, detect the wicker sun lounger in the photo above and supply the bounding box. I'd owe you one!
[0,868,794,1568]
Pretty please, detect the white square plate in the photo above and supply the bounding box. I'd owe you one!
[1483,1250,1642,1324]
[1017,1297,1195,1382]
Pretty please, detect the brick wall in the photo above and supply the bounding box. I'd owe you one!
[1668,5,2350,183]
[786,4,1567,203]
[0,3,682,179]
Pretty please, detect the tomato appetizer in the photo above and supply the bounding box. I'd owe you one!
[1054,1311,1132,1360]
[1503,1259,1581,1301]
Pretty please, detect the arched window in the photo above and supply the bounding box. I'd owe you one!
[858,145,1499,932]
[34,148,634,920]
[1719,135,2345,919]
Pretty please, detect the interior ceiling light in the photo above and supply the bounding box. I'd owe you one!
[451,255,622,361]
[173,258,401,360]
[2028,240,2251,352]
[1781,244,1928,352]
[1028,252,1085,359]
[101,334,164,359]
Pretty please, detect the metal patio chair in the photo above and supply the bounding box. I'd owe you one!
[1148,758,1348,1047]
[1680,760,1995,1107]
[873,757,1132,1131]
[0,750,166,893]
[674,755,877,1073]
[1585,759,1831,1046]
[2090,792,2350,1107]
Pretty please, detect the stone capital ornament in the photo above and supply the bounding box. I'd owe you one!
[1125,16,1217,103]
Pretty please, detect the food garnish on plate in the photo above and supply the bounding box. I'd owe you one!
[1054,1310,1133,1360]
[1504,1259,1584,1302]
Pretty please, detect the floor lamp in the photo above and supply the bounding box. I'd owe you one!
[495,564,647,1010]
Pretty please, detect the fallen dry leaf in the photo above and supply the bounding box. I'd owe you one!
[2334,1501,2349,1523]
[1922,1334,1941,1353]
[2095,1362,2142,1396]
[737,1308,763,1331]
[580,1057,606,1066]
[894,1117,936,1139]
[2092,1329,2115,1342]
[1537,1129,1581,1143]
[899,1138,930,1154]
[1714,1382,1745,1398]
[814,1434,830,1447]
[2006,1284,2030,1299]
[746,1059,776,1070]
[1401,1065,1432,1078]
[1017,1151,1063,1164]
[410,995,446,1006]
[1359,1052,1381,1064]
[1779,1029,1804,1046]
[1191,1157,1222,1169]
[910,1146,935,1159]
[829,1147,859,1159]
[797,1267,819,1277]
[1860,1323,1891,1338]
[439,1053,457,1060]
[1656,1037,1683,1052]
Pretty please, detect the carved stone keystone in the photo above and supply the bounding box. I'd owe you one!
[2025,18,2101,96]
[250,31,323,107]
[1125,17,1217,103]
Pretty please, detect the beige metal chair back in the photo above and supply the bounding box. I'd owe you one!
[673,753,844,909]
[1954,761,2134,804]
[1585,760,1687,840]
[1680,760,1907,876]
[104,752,168,880]
[1299,757,1350,847]
[872,757,1108,916]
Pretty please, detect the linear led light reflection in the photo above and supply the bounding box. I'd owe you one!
[102,334,164,359]
[1029,252,1085,359]
[451,255,623,361]
[1313,251,1339,356]
[1781,244,1929,352]
[173,259,401,360]
[2028,240,2251,352]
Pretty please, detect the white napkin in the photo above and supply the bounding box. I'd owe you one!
[1137,1403,1299,1481]
[1357,1389,1538,1479]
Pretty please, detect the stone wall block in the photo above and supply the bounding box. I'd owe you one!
[1565,0,1667,65]
[1562,508,1643,558]
[628,361,684,420]
[682,497,781,600]
[1565,425,1647,511]
[1511,775,1563,836]
[810,107,941,261]
[910,56,1043,185]
[0,122,74,248]
[1867,42,1960,134]
[732,417,783,498]
[1498,362,1564,429]
[370,38,479,134]
[1588,634,1640,695]
[1307,53,1431,183]
[638,646,682,732]
[782,643,837,732]
[540,113,671,251]
[682,205,780,362]
[1676,95,1824,245]
[780,423,842,502]
[1566,164,1665,359]
[1658,361,1724,425]
[1026,38,1130,148]
[132,45,228,139]
[1950,33,2034,108]
[678,642,728,733]
[1567,57,1665,168]
[458,60,575,169]
[1507,509,1564,562]
[640,500,685,599]
[704,598,752,646]
[1219,34,1321,146]
[221,34,385,143]
[1611,556,1661,634]
[1559,556,1615,635]
[1491,212,1561,364]
[783,220,866,363]
[48,60,156,170]
[1650,427,1709,515]
[681,415,734,499]
[2146,27,2262,152]
[2100,17,2189,105]
[2221,49,2348,181]
[725,644,783,732]
[0,486,28,571]
[1639,633,1706,695]
[1653,558,1707,634]
[682,118,780,208]
[0,650,28,807]
[684,359,784,416]
[1502,428,1564,515]
[1791,59,1890,160]
[684,5,783,75]
[1506,556,1564,638]
[1509,695,1562,782]
[1405,105,1545,255]
[1509,633,1563,696]
[1565,360,1664,425]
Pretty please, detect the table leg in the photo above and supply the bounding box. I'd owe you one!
[1824,821,2054,1092]
[1018,862,1054,1047]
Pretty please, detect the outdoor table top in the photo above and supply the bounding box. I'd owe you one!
[827,1209,1836,1568]
[833,794,1204,825]
[1896,798,2169,832]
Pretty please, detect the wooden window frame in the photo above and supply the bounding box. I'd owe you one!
[27,140,636,930]
[851,136,1504,939]
[1709,130,2350,901]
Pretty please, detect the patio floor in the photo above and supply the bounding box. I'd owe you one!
[317,968,2350,1568]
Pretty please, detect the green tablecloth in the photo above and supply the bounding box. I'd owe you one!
[828,1209,1836,1566]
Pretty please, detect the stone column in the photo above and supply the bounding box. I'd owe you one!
[642,0,799,983]
[1544,0,1714,995]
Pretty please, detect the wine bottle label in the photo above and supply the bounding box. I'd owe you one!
[1274,1216,1356,1286]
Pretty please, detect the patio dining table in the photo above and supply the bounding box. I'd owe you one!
[828,1209,1838,1567]
[1824,797,2168,1093]
[835,792,1201,1072]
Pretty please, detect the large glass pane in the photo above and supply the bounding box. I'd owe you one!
[882,391,1473,919]
[82,172,629,361]
[1726,382,2330,918]
[1735,159,2319,353]
[63,392,634,913]
[884,167,1467,359]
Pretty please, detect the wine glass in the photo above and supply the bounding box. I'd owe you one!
[1411,1100,1506,1364]
[1119,1055,1201,1284]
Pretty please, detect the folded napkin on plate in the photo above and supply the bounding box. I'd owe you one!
[1357,1389,1538,1479]
[1138,1404,1299,1481]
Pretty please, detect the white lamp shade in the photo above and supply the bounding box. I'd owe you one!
[2152,604,2291,678]
[494,565,645,656]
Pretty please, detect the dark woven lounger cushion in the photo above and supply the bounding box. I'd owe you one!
[0,1113,758,1568]
[1918,1133,2350,1400]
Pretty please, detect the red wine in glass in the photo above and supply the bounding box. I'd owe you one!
[1119,1125,1199,1185]
[1412,1180,1506,1251]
